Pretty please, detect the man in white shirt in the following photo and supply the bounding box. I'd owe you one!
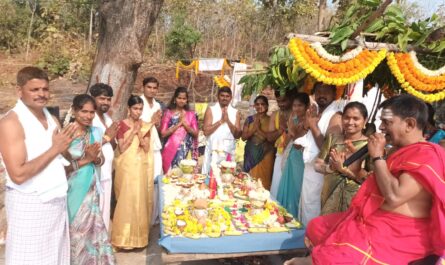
[297,82,342,225]
[140,77,163,225]
[202,86,241,174]
[0,66,76,265]
[89,83,119,231]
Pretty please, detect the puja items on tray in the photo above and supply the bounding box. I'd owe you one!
[161,160,302,238]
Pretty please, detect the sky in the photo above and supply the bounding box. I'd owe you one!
[409,0,445,16]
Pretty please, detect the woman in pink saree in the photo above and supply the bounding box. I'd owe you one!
[161,87,199,172]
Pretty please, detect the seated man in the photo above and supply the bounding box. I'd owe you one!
[286,94,445,265]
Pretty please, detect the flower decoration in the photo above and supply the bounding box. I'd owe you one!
[288,38,387,86]
[387,52,445,92]
[387,52,445,103]
[214,75,231,88]
[310,42,363,63]
[409,51,445,77]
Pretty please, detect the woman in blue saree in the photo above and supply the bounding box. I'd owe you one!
[277,92,310,218]
[65,94,115,264]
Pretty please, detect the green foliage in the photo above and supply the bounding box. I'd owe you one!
[266,46,306,94]
[239,46,307,97]
[36,50,71,77]
[329,1,445,54]
[0,0,30,51]
[165,15,201,59]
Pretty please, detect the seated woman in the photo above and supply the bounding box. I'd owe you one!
[277,92,310,218]
[242,95,275,189]
[314,102,369,215]
[424,103,445,145]
[65,94,115,264]
[112,95,152,250]
[160,87,199,173]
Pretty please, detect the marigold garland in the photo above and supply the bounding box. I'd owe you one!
[310,42,363,63]
[409,51,445,77]
[214,75,231,88]
[288,38,387,86]
[387,52,445,103]
[392,53,445,92]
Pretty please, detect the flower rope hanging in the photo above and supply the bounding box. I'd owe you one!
[387,52,445,103]
[288,38,387,86]
[409,51,445,77]
[310,42,363,63]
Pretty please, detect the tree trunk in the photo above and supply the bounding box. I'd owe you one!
[88,0,164,120]
[318,0,327,31]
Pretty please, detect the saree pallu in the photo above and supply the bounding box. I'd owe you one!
[67,127,115,265]
[277,143,304,218]
[161,110,198,173]
[307,142,445,264]
[319,134,368,215]
[243,115,275,190]
[112,122,153,249]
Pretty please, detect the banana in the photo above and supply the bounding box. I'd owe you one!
[224,230,243,236]
[248,227,267,233]
[267,227,289,233]
[184,233,201,239]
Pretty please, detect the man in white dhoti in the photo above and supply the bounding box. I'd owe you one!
[202,86,241,174]
[268,89,293,196]
[296,82,342,225]
[0,66,77,265]
[90,83,119,231]
[140,76,163,225]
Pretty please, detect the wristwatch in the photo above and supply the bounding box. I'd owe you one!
[372,156,386,163]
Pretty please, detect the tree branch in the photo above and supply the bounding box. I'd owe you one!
[350,0,393,40]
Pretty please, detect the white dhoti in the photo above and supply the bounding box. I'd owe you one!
[151,150,163,225]
[6,188,69,265]
[99,179,112,230]
[269,153,283,198]
[299,162,324,226]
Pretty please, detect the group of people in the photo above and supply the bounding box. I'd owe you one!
[0,65,445,265]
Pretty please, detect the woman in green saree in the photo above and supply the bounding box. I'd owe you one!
[242,95,275,189]
[314,102,370,215]
[65,94,115,264]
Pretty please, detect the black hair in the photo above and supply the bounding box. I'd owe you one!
[142,77,159,87]
[17,66,48,87]
[89,83,113,97]
[72,94,97,111]
[168,86,190,110]
[218,86,232,96]
[127,95,144,107]
[426,102,435,126]
[275,89,296,100]
[313,82,336,95]
[343,101,368,120]
[293,92,310,108]
[254,95,269,106]
[379,94,428,130]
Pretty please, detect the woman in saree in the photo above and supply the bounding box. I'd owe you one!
[242,95,275,190]
[160,87,199,172]
[277,92,310,218]
[314,101,370,215]
[65,94,115,264]
[112,95,152,250]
